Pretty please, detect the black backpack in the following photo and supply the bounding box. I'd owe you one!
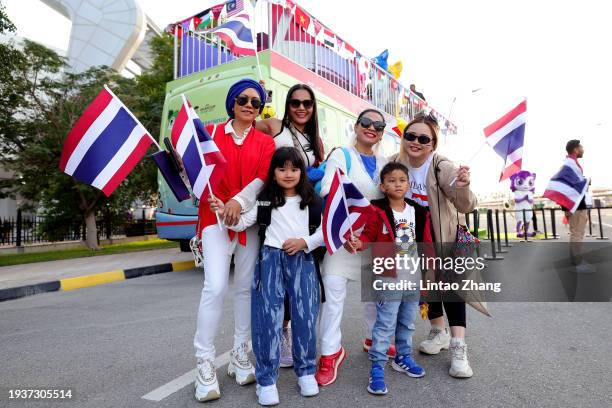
[256,196,326,302]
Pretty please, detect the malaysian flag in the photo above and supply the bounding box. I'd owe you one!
[171,96,227,200]
[543,157,588,213]
[59,86,153,196]
[225,0,244,18]
[204,13,255,56]
[323,169,375,254]
[484,100,527,181]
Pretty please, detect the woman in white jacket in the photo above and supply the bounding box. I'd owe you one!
[315,109,390,386]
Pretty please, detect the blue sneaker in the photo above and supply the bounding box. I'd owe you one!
[392,355,425,378]
[367,363,387,395]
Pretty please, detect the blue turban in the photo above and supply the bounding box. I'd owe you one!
[226,78,267,118]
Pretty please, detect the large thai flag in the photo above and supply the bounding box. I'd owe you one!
[171,96,226,200]
[484,100,527,181]
[323,169,375,254]
[204,13,255,56]
[59,86,153,196]
[543,157,588,213]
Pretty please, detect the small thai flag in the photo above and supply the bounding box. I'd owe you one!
[59,86,153,196]
[323,169,375,254]
[206,13,255,56]
[543,157,588,213]
[171,96,226,200]
[484,100,527,181]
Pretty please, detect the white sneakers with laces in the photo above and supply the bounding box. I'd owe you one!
[419,326,451,355]
[228,342,256,385]
[449,338,474,378]
[195,358,220,402]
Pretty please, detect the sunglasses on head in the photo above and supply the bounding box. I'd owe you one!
[404,132,433,145]
[235,95,262,109]
[289,99,314,109]
[415,111,439,126]
[358,116,386,132]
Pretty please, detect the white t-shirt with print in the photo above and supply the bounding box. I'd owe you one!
[392,203,419,279]
[407,155,433,207]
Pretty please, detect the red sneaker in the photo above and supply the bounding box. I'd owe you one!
[315,347,346,386]
[363,338,397,358]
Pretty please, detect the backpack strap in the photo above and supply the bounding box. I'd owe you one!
[340,147,352,174]
[307,197,326,303]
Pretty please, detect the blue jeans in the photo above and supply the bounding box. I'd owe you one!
[251,246,320,386]
[369,284,419,364]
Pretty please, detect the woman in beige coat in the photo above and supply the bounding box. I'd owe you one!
[390,113,478,378]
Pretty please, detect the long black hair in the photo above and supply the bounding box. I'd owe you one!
[282,84,324,163]
[258,147,317,209]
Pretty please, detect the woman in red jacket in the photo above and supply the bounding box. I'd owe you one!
[194,78,276,402]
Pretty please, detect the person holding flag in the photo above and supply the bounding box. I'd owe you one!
[315,109,389,387]
[193,78,275,402]
[389,113,478,378]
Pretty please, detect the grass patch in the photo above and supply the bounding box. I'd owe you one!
[0,238,179,267]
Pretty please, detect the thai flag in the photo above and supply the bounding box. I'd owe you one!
[59,86,153,196]
[323,169,375,254]
[484,100,527,181]
[543,157,588,213]
[205,13,255,56]
[171,96,226,200]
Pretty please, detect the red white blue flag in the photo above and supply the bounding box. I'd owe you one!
[225,0,245,18]
[543,156,588,213]
[171,96,227,200]
[205,13,255,56]
[59,86,153,196]
[323,169,375,254]
[484,100,527,181]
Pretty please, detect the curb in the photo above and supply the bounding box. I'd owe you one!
[0,260,196,303]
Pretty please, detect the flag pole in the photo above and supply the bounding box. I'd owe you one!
[181,94,223,230]
[103,84,162,151]
[249,1,264,81]
[449,140,488,187]
[336,168,355,238]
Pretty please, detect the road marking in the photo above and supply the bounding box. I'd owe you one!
[141,341,252,402]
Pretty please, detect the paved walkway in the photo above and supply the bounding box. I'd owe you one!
[0,248,194,290]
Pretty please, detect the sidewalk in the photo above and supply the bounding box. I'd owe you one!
[0,248,195,292]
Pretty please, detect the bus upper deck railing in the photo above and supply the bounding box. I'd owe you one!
[171,1,457,135]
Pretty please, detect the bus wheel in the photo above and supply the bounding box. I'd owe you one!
[179,239,191,252]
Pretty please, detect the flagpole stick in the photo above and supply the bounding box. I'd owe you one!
[450,140,488,186]
[103,84,162,151]
[336,168,355,239]
[206,123,224,232]
[249,2,264,81]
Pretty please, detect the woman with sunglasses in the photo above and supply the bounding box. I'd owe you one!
[194,78,276,402]
[256,83,325,169]
[315,109,390,387]
[256,83,325,370]
[390,113,477,378]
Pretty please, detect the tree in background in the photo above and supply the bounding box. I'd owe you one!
[0,6,174,249]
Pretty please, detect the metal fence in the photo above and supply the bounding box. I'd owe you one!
[0,210,156,248]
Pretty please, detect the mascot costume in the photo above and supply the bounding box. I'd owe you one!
[509,170,536,238]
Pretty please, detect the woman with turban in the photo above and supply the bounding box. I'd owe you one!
[194,79,276,402]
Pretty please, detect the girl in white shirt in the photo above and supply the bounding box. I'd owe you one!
[211,147,323,406]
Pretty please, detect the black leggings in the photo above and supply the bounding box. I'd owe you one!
[427,291,466,328]
[283,294,291,321]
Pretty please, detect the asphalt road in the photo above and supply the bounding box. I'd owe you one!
[1,265,611,407]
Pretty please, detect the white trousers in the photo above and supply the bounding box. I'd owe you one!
[319,274,377,355]
[194,224,259,360]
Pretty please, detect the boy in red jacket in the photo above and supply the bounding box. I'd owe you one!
[345,162,428,395]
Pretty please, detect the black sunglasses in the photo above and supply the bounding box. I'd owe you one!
[358,117,386,132]
[289,99,314,109]
[404,132,433,145]
[235,95,262,109]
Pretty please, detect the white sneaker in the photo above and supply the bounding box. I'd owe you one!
[419,326,451,355]
[449,338,473,378]
[256,384,279,406]
[575,260,596,274]
[195,358,220,402]
[298,374,319,397]
[279,327,294,368]
[228,342,256,385]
